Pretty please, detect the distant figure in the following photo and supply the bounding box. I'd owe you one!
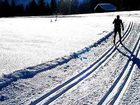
[55,15,57,21]
[113,15,124,44]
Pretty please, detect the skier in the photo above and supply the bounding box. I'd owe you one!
[113,15,124,44]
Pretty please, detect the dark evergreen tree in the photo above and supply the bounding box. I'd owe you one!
[123,0,140,10]
[0,1,4,17]
[38,0,47,15]
[15,4,24,16]
[88,0,97,12]
[28,0,39,16]
[0,0,11,17]
[78,1,91,13]
[10,0,16,16]
[51,0,57,14]
[45,3,52,15]
[71,0,80,14]
[59,0,64,14]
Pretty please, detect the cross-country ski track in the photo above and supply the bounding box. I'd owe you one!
[30,21,140,105]
[29,22,134,105]
[0,15,140,105]
[46,22,140,105]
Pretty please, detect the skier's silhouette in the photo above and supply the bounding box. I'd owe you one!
[113,15,124,44]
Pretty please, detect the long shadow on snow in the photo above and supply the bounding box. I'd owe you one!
[98,34,139,105]
[108,36,140,105]
[116,43,140,69]
[30,22,133,105]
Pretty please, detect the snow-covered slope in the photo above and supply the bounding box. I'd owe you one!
[0,11,140,105]
[0,14,114,76]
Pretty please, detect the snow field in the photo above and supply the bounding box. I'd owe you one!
[0,13,117,104]
[0,15,113,76]
[49,22,136,105]
[25,21,131,104]
[0,11,140,105]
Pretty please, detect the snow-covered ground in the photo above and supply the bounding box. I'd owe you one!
[0,14,114,76]
[0,11,140,105]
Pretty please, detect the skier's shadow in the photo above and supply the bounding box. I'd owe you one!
[115,43,140,69]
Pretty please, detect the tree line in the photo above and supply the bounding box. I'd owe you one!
[0,0,140,17]
[0,0,91,17]
[0,0,52,17]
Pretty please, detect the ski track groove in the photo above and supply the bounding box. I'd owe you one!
[97,23,140,105]
[30,22,133,105]
[112,40,140,105]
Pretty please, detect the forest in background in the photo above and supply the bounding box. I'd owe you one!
[0,0,140,17]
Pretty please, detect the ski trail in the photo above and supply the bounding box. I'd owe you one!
[30,22,133,105]
[0,25,114,90]
[98,25,140,105]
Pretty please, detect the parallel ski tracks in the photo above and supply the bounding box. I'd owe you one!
[98,24,140,105]
[30,22,133,105]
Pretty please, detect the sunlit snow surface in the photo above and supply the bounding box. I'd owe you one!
[0,11,140,105]
[0,14,112,75]
[0,11,136,76]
